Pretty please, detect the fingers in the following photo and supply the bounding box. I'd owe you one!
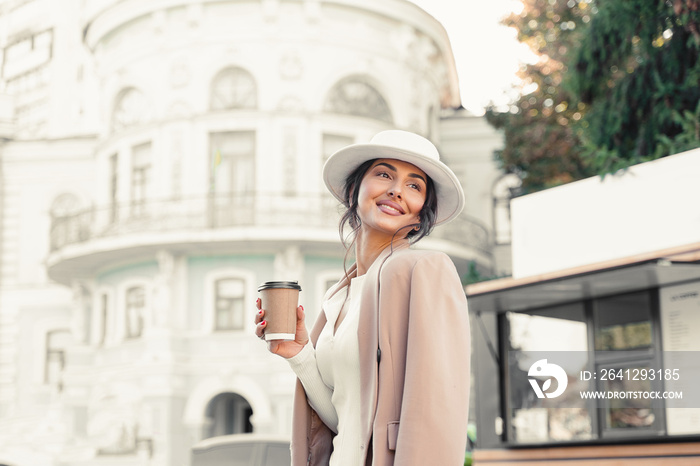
[254,298,266,339]
[294,305,306,334]
[254,300,307,345]
[294,305,309,347]
[255,318,266,340]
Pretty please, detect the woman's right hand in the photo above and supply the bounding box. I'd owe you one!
[254,298,309,359]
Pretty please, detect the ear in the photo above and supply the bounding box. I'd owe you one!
[347,182,357,204]
[343,184,356,208]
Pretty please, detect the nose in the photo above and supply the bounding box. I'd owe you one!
[388,183,402,198]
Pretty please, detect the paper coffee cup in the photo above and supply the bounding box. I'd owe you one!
[258,281,302,341]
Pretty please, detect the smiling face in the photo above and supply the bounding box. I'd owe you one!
[355,158,428,243]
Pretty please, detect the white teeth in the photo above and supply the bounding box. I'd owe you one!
[380,204,401,213]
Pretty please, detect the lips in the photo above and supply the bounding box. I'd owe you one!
[377,200,405,215]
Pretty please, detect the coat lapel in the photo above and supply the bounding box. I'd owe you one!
[357,243,408,461]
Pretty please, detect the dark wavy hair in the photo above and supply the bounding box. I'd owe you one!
[338,159,439,249]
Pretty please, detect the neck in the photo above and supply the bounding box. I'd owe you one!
[354,229,409,276]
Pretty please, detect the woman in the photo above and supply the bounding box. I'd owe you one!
[255,130,470,465]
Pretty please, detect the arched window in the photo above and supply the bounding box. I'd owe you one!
[112,87,148,132]
[323,76,393,123]
[210,67,257,110]
[125,285,146,339]
[50,193,81,217]
[492,173,522,245]
[205,392,253,438]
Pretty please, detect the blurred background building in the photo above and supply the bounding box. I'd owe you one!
[0,0,506,464]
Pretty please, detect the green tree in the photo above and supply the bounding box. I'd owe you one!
[567,0,700,173]
[487,0,700,192]
[486,0,596,193]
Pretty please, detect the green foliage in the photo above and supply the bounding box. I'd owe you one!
[486,0,700,192]
[655,101,700,155]
[463,261,483,286]
[463,261,508,285]
[485,0,597,193]
[464,423,477,466]
[567,0,700,172]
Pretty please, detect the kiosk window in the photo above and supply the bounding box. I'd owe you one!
[592,291,663,437]
[594,292,652,351]
[602,365,656,430]
[500,289,667,445]
[506,303,592,443]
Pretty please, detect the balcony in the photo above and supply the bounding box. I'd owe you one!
[49,193,341,251]
[47,192,492,283]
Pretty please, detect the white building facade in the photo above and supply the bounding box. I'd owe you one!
[0,0,505,464]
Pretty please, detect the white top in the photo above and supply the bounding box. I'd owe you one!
[287,275,365,466]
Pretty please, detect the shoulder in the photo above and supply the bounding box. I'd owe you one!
[381,248,457,279]
[385,248,453,267]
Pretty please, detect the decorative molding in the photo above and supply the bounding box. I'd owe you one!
[169,61,191,89]
[276,95,305,113]
[71,279,95,344]
[273,246,304,282]
[279,51,303,80]
[152,250,178,329]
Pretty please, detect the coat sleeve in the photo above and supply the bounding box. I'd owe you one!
[394,253,471,465]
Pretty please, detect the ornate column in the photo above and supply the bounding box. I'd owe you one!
[152,249,188,332]
[71,279,94,345]
[273,245,304,281]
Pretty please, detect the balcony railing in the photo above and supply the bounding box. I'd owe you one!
[431,212,492,256]
[49,193,492,255]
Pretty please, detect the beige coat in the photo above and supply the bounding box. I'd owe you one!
[291,244,471,465]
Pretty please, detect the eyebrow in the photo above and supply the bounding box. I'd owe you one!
[375,162,427,184]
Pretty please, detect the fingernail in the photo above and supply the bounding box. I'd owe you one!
[258,310,263,315]
[261,320,266,326]
[300,305,304,311]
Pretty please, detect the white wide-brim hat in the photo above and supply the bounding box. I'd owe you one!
[323,130,465,225]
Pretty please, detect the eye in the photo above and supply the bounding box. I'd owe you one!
[408,182,422,192]
[376,171,391,179]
